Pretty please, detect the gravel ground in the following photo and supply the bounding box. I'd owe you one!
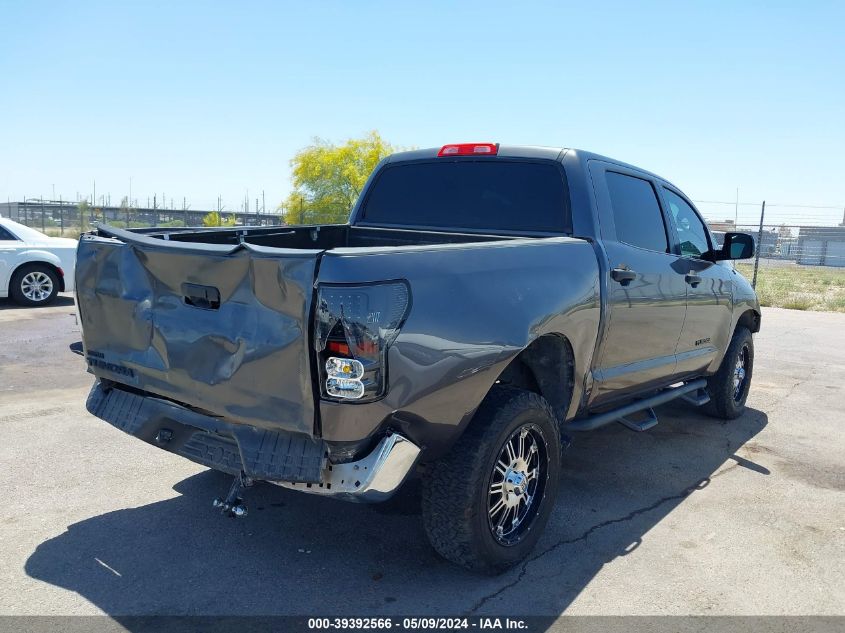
[0,296,842,617]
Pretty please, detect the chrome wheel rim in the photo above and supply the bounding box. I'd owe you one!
[21,271,53,302]
[487,423,549,546]
[733,345,749,401]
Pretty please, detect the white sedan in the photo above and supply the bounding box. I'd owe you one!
[0,217,78,306]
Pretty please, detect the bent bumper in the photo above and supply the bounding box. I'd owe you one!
[86,380,420,502]
[275,433,421,503]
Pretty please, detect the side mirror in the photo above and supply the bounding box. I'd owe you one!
[712,232,755,261]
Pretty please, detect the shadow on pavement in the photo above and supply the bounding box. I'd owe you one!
[25,403,768,617]
[0,295,75,311]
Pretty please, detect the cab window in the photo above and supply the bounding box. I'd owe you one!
[0,226,18,241]
[605,172,669,253]
[662,188,710,258]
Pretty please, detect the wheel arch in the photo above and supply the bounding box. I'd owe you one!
[494,333,575,422]
[11,260,65,292]
[736,308,761,334]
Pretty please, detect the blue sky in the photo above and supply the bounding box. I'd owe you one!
[1,1,843,225]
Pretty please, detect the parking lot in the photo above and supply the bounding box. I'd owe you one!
[0,296,842,616]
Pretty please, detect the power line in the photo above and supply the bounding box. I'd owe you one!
[695,200,843,210]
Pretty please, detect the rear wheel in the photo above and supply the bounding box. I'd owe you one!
[421,386,561,573]
[704,326,754,419]
[10,264,60,306]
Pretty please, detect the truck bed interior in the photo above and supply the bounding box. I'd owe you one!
[126,224,517,250]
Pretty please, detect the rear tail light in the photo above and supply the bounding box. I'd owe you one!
[326,340,350,356]
[315,281,411,401]
[326,377,366,400]
[326,357,364,380]
[437,143,498,157]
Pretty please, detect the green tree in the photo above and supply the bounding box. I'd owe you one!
[281,131,396,225]
[202,211,237,227]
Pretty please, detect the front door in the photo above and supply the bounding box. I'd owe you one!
[659,186,733,375]
[588,163,689,405]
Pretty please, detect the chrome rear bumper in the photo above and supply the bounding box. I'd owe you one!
[274,433,421,503]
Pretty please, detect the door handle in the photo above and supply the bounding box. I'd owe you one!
[685,273,702,287]
[611,268,637,285]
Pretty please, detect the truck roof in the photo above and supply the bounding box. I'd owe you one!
[385,145,676,189]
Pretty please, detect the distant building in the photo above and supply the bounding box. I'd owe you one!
[707,220,778,256]
[708,220,737,233]
[795,226,845,267]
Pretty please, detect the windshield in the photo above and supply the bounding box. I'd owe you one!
[359,160,571,234]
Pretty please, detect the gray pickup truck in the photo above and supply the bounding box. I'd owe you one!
[77,143,760,573]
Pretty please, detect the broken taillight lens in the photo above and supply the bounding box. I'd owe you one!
[315,281,411,401]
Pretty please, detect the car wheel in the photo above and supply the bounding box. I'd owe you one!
[421,386,561,574]
[704,326,754,420]
[10,264,60,306]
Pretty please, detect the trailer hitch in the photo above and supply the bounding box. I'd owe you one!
[212,472,253,518]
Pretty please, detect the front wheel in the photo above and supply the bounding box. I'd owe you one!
[704,326,754,419]
[421,387,561,574]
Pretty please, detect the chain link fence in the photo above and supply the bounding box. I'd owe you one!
[2,199,843,312]
[0,201,282,239]
[707,221,845,312]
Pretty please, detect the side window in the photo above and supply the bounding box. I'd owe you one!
[0,227,17,241]
[662,188,710,258]
[605,172,668,252]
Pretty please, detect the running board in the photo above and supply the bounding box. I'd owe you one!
[566,378,708,432]
[618,407,658,432]
[680,387,711,407]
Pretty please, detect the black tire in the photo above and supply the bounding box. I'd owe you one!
[10,263,60,307]
[704,326,754,420]
[421,386,561,574]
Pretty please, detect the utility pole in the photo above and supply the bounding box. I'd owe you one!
[262,190,265,215]
[734,188,739,227]
[752,201,765,289]
[40,196,45,231]
[60,195,64,233]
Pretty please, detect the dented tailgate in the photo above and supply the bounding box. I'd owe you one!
[75,227,322,436]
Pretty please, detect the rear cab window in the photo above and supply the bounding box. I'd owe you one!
[358,160,571,234]
[605,171,669,252]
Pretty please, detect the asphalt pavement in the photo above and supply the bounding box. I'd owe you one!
[0,296,842,616]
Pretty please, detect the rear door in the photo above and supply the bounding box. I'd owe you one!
[76,228,322,436]
[588,162,688,404]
